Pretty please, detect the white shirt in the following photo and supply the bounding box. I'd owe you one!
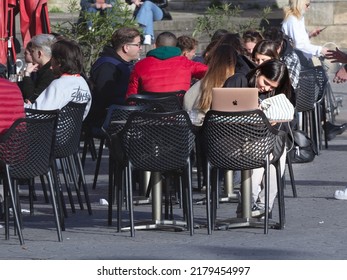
[282,15,322,59]
[25,75,92,120]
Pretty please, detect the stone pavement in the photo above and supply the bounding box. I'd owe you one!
[1,68,347,261]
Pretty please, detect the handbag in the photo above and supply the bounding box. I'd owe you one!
[287,129,317,163]
[260,93,294,122]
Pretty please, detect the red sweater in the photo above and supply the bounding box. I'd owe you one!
[126,47,207,99]
[0,78,25,135]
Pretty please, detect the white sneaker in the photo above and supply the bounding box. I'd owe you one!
[143,35,152,45]
[334,189,347,200]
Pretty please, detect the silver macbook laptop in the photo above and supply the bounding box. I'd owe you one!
[211,88,259,112]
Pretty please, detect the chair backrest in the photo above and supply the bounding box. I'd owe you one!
[313,65,329,102]
[141,90,186,106]
[120,110,195,172]
[295,67,320,112]
[25,108,60,120]
[54,102,87,158]
[0,114,58,179]
[102,104,159,138]
[126,93,182,112]
[202,109,279,171]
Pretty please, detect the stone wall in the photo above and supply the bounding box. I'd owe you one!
[46,0,347,48]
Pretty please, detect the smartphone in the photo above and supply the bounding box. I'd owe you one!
[320,26,328,32]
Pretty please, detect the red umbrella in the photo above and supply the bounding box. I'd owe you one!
[0,0,10,65]
[0,0,17,74]
[20,0,51,47]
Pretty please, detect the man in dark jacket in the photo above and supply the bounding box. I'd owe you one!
[18,34,57,103]
[126,31,207,99]
[86,27,141,128]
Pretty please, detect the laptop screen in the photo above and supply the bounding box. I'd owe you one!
[211,88,259,112]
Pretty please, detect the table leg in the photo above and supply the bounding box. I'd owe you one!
[151,171,162,221]
[219,170,238,202]
[241,170,252,219]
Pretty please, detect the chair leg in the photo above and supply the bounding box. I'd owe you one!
[40,175,50,203]
[5,167,24,245]
[92,138,105,189]
[108,157,114,226]
[185,159,194,236]
[275,162,285,229]
[127,163,135,237]
[264,156,270,234]
[46,171,63,242]
[51,162,66,231]
[67,155,84,211]
[206,161,212,235]
[75,153,93,215]
[286,155,297,198]
[60,158,76,213]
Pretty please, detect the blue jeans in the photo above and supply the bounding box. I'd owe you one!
[136,1,163,39]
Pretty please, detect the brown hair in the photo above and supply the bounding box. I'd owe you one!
[198,44,238,111]
[111,27,141,51]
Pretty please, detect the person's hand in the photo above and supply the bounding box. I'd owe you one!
[333,66,347,83]
[309,27,322,38]
[320,47,329,57]
[325,48,347,64]
[24,99,32,105]
[100,3,112,9]
[132,0,142,7]
[24,62,38,77]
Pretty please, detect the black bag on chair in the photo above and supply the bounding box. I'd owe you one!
[287,130,317,163]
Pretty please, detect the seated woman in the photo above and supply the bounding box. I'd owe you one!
[242,29,263,59]
[25,39,92,120]
[224,59,293,217]
[183,44,242,124]
[251,39,279,65]
[126,0,169,45]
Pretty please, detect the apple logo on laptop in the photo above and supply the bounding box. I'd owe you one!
[232,100,238,106]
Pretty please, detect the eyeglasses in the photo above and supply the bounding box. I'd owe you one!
[305,2,310,7]
[127,43,142,48]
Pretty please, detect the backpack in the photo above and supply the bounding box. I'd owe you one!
[287,129,317,163]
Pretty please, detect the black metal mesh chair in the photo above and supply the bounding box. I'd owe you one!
[126,93,182,112]
[313,65,330,150]
[202,109,286,234]
[141,90,186,107]
[295,67,321,154]
[116,110,195,237]
[98,104,160,226]
[0,112,62,245]
[53,102,92,220]
[25,109,61,213]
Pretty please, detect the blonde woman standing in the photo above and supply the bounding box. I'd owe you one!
[282,0,328,61]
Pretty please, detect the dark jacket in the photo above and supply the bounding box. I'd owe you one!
[87,46,134,127]
[18,61,56,102]
[223,73,249,88]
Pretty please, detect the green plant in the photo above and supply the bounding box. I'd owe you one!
[193,3,272,39]
[52,0,137,73]
[49,6,64,13]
